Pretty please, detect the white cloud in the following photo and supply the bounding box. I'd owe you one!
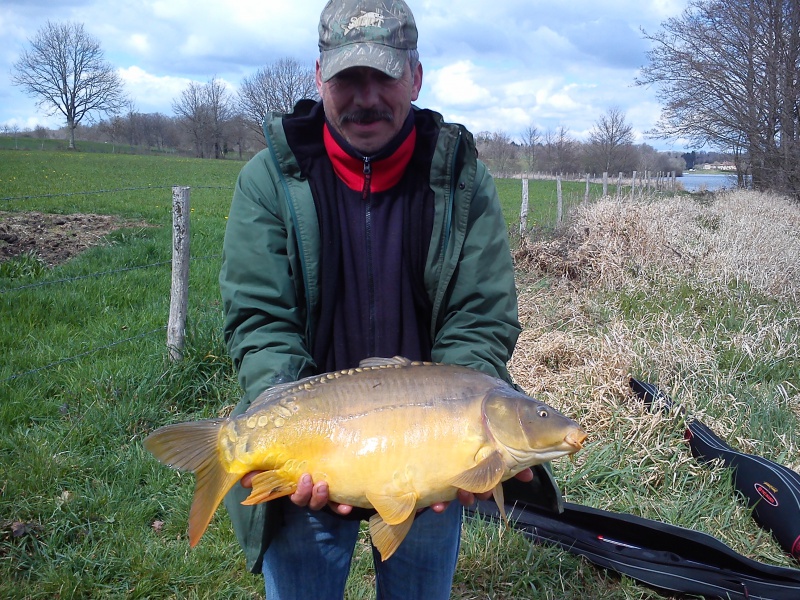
[126,33,150,55]
[117,66,192,113]
[427,61,493,107]
[0,0,694,150]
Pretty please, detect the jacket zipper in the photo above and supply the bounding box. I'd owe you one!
[362,156,376,355]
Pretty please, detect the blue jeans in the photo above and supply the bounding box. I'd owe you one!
[262,500,462,600]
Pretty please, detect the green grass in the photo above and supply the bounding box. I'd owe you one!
[1,148,797,599]
[495,177,622,237]
[0,133,192,156]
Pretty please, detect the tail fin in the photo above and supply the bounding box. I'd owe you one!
[144,420,241,546]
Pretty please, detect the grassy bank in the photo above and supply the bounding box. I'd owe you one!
[1,149,798,599]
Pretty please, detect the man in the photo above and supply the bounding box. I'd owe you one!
[219,1,560,597]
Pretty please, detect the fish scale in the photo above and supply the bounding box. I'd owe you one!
[144,355,587,560]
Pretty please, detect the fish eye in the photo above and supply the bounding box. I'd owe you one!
[538,408,549,418]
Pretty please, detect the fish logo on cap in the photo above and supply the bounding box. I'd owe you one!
[344,11,386,34]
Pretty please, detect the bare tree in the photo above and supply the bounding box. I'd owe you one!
[11,21,127,150]
[638,0,800,198]
[238,58,319,145]
[521,125,540,175]
[173,77,236,158]
[475,131,518,177]
[204,77,236,158]
[540,127,579,173]
[586,107,635,174]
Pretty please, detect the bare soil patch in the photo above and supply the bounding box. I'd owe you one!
[0,211,150,266]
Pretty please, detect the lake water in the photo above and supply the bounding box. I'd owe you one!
[678,172,738,192]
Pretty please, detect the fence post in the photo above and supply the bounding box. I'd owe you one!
[519,178,529,236]
[168,186,191,361]
[584,173,590,204]
[603,172,608,197]
[556,175,563,225]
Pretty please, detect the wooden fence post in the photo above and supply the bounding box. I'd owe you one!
[584,173,590,204]
[603,172,608,197]
[556,175,563,225]
[168,186,191,361]
[519,178,529,236]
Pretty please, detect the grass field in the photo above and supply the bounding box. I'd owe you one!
[1,148,799,599]
[0,132,192,157]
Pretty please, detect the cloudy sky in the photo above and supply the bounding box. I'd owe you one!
[0,0,690,150]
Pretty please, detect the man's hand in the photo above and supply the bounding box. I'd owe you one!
[240,471,352,516]
[240,467,535,515]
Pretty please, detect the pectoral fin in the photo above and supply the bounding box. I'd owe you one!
[369,512,415,561]
[448,450,506,494]
[241,469,298,505]
[365,490,418,526]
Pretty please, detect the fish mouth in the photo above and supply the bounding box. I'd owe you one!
[565,429,588,450]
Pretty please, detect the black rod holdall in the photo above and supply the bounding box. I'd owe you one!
[630,377,800,563]
[465,379,800,599]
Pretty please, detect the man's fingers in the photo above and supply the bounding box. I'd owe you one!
[307,481,329,511]
[240,471,263,489]
[516,468,534,482]
[330,501,353,515]
[290,474,314,506]
[289,476,353,514]
[457,489,476,506]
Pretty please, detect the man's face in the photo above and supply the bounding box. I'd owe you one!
[316,60,423,155]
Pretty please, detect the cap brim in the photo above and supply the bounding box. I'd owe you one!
[320,43,407,82]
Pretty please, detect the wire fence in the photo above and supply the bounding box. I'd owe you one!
[1,185,223,383]
[0,185,170,203]
[1,327,167,383]
[0,184,230,203]
[0,259,173,294]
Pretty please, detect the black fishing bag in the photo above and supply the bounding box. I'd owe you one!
[469,477,800,599]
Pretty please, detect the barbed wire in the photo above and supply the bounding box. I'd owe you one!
[1,259,170,293]
[1,326,167,383]
[1,185,227,383]
[0,184,231,203]
[0,254,220,294]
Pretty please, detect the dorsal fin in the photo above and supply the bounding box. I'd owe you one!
[358,356,414,368]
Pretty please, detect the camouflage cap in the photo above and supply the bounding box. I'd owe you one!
[318,0,418,82]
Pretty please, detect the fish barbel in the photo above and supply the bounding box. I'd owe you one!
[144,356,587,560]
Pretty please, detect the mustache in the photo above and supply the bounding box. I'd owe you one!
[340,109,393,125]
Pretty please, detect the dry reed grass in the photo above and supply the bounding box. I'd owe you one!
[515,189,800,301]
[510,189,800,567]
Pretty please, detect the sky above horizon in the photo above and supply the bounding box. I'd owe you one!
[0,0,691,151]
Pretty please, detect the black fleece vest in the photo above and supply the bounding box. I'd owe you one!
[282,101,436,373]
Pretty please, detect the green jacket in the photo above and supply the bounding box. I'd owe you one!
[219,102,555,573]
